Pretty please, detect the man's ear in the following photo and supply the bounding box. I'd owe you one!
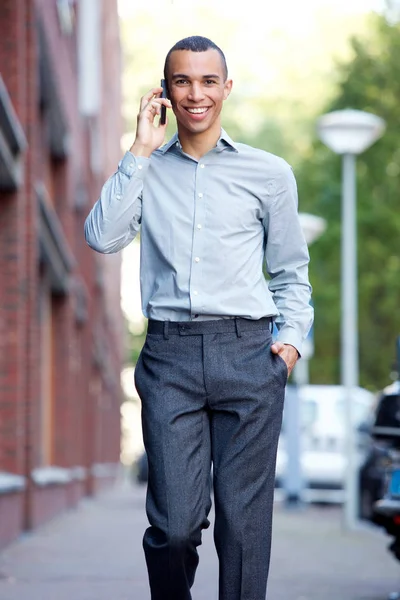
[223,79,233,100]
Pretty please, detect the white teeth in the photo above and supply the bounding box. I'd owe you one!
[187,107,208,114]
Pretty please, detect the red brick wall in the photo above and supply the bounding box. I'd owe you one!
[30,484,70,530]
[0,0,123,544]
[23,0,42,530]
[0,0,30,479]
[0,492,25,551]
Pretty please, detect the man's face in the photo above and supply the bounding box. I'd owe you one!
[167,49,232,136]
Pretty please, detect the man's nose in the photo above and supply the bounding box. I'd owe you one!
[188,83,205,102]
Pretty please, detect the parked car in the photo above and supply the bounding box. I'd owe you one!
[275,384,376,503]
[359,381,400,522]
[133,450,148,485]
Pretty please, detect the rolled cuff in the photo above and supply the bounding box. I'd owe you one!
[276,325,304,357]
[118,151,150,179]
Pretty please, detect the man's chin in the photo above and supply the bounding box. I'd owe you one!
[178,119,213,135]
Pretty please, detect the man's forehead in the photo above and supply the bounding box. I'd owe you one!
[168,49,224,76]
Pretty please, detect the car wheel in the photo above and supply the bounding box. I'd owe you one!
[359,488,373,521]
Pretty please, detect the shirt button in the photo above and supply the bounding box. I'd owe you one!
[193,290,198,295]
[129,163,134,168]
[198,193,203,198]
[195,257,200,263]
[197,224,202,230]
[200,164,205,169]
[138,165,143,170]
[116,194,122,200]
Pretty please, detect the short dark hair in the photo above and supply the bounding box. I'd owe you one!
[164,36,228,81]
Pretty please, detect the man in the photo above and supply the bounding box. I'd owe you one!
[85,36,313,600]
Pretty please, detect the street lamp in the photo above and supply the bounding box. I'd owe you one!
[283,213,326,508]
[317,109,385,530]
[297,213,327,370]
[299,213,327,247]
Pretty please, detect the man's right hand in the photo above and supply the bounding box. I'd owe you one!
[129,87,172,158]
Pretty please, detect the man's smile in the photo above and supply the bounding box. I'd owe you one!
[183,106,211,120]
[185,107,209,113]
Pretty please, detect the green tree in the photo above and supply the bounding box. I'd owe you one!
[129,324,147,366]
[296,12,400,390]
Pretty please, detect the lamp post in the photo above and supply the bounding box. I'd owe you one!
[297,214,327,383]
[283,213,326,507]
[317,109,385,530]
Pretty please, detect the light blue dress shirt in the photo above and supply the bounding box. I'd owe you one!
[84,129,313,354]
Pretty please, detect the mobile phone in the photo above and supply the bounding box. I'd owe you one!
[160,78,168,125]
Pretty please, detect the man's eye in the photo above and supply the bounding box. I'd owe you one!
[176,79,189,85]
[205,80,217,85]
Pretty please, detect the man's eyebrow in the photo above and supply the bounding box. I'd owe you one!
[171,73,221,80]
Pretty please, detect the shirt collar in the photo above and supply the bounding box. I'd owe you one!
[217,129,239,153]
[159,128,239,155]
[159,132,180,154]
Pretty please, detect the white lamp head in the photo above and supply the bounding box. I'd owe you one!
[299,213,326,245]
[317,109,385,155]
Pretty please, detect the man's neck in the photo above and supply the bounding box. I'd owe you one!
[178,123,222,161]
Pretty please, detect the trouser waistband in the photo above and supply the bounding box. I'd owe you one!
[147,317,273,338]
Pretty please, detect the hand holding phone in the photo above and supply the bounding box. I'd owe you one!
[160,78,168,126]
[130,84,170,157]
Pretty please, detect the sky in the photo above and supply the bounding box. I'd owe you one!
[118,0,385,67]
[118,0,385,18]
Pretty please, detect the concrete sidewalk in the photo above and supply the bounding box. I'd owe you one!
[0,480,398,600]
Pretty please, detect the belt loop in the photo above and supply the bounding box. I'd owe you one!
[163,321,170,340]
[235,318,242,338]
[270,318,274,334]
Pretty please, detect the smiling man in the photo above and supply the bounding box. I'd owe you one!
[165,42,230,146]
[85,36,313,600]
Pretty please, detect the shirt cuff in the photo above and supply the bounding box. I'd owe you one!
[276,326,303,357]
[118,151,150,179]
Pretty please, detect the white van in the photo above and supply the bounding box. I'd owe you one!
[275,384,376,503]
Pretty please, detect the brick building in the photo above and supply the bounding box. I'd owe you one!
[0,0,124,549]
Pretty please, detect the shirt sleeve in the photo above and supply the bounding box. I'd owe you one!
[84,151,150,254]
[263,160,314,355]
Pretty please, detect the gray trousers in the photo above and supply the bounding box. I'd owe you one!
[134,317,287,600]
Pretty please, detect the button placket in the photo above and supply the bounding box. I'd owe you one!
[190,163,207,316]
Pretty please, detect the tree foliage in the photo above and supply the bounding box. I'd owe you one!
[295,13,400,390]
